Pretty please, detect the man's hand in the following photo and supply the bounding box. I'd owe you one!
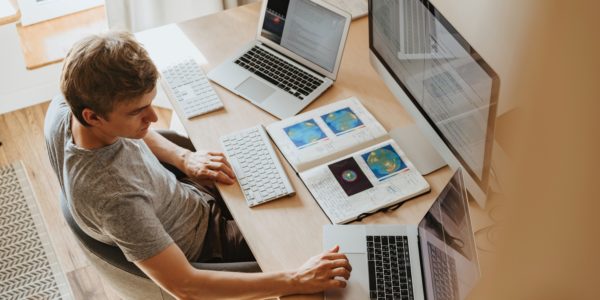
[182,150,236,184]
[291,245,352,294]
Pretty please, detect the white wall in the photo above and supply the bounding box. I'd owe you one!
[0,24,63,114]
[105,0,224,32]
[430,0,536,114]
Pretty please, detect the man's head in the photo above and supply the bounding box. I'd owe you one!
[61,31,159,137]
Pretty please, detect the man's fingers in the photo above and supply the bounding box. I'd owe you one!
[209,155,233,168]
[209,155,227,163]
[197,169,235,185]
[207,151,225,157]
[214,172,235,184]
[207,162,236,179]
[327,279,347,289]
[322,252,348,261]
[328,258,352,272]
[330,267,351,280]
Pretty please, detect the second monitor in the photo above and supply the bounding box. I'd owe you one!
[368,0,500,207]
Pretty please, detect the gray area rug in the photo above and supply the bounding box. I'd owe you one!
[0,161,71,299]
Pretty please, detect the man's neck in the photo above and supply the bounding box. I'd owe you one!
[71,115,119,149]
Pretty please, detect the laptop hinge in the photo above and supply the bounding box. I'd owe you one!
[416,235,429,300]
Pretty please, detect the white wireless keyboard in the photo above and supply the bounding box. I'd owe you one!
[220,125,295,207]
[161,59,224,119]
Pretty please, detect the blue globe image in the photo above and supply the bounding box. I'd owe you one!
[322,108,364,134]
[362,145,406,179]
[284,120,327,148]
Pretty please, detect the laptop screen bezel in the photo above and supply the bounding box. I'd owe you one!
[255,0,351,80]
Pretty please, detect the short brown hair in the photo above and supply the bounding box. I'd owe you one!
[60,31,158,126]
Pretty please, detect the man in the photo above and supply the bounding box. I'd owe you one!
[45,31,351,299]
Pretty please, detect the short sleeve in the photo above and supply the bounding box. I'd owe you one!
[99,196,174,262]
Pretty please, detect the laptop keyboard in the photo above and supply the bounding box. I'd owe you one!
[428,242,459,300]
[234,45,324,100]
[367,235,414,300]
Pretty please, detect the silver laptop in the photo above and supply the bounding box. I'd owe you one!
[207,0,351,119]
[323,169,480,300]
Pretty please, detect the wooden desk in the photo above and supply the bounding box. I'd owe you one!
[174,2,453,298]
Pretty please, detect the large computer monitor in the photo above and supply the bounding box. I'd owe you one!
[368,0,499,207]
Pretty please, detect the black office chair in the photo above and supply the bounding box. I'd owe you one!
[57,130,260,299]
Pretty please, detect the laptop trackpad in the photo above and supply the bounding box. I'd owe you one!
[325,253,369,300]
[235,77,275,103]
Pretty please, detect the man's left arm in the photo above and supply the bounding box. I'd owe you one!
[143,130,235,184]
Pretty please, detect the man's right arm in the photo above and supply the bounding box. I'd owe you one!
[135,243,351,300]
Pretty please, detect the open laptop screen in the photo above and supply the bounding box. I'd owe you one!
[260,0,346,73]
[418,170,479,299]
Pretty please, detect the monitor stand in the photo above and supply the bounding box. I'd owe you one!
[390,124,446,175]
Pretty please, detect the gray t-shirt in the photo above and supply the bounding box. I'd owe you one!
[44,96,210,262]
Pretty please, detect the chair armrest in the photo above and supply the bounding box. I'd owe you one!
[191,261,261,273]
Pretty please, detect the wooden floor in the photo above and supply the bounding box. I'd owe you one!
[0,102,172,300]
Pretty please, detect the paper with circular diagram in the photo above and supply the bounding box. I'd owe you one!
[301,140,430,224]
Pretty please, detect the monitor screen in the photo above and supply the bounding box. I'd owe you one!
[418,170,479,299]
[369,0,499,191]
[260,0,347,73]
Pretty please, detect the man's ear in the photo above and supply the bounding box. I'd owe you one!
[81,108,106,127]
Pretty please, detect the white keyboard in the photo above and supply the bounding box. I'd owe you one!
[161,59,224,119]
[220,125,295,207]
